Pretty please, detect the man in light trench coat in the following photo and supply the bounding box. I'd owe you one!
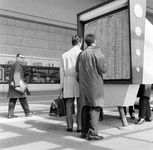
[61,35,82,132]
[76,34,107,141]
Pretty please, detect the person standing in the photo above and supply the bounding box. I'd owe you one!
[7,53,35,118]
[61,35,82,132]
[76,34,107,141]
[136,84,152,124]
[123,106,135,119]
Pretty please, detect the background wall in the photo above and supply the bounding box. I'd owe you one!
[0,0,104,28]
[0,0,104,65]
[0,0,104,92]
[0,0,153,92]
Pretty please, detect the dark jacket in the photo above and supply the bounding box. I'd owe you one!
[7,61,26,98]
[76,46,107,107]
[137,84,151,98]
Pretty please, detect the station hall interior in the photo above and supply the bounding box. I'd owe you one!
[0,0,153,93]
[0,1,153,149]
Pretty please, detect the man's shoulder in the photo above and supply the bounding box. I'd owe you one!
[14,61,20,65]
[62,50,70,57]
[13,61,18,66]
[13,61,22,68]
[63,48,81,56]
[93,47,101,51]
[81,47,102,57]
[92,47,102,53]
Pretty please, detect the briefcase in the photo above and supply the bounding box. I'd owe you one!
[49,91,66,117]
[10,79,28,93]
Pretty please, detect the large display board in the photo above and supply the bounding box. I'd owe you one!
[84,8,131,81]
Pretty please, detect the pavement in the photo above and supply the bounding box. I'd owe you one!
[0,91,153,150]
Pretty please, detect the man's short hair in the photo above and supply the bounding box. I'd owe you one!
[16,53,25,59]
[16,53,21,58]
[72,35,82,46]
[84,34,96,46]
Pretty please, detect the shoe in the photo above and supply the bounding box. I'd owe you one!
[77,129,82,133]
[130,113,136,119]
[135,118,145,125]
[145,117,152,122]
[67,128,73,132]
[25,111,35,117]
[8,115,18,119]
[86,135,104,141]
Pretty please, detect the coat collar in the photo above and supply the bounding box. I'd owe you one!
[71,45,81,51]
[85,45,95,50]
[15,60,24,66]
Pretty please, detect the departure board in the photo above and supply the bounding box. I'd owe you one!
[84,9,130,80]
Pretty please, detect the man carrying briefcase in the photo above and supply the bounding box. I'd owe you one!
[7,53,35,118]
[61,35,82,132]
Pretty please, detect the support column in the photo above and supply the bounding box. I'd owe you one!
[118,106,128,126]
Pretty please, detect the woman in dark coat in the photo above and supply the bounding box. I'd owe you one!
[7,53,34,118]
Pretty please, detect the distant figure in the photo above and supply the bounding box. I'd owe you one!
[123,106,135,119]
[7,53,35,118]
[61,35,83,132]
[76,34,107,141]
[136,84,152,124]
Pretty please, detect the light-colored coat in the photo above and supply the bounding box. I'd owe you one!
[7,61,26,98]
[77,46,107,107]
[61,45,82,98]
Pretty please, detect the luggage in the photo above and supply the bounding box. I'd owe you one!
[49,91,66,117]
[10,79,28,93]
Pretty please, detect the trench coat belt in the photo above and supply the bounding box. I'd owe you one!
[64,75,76,77]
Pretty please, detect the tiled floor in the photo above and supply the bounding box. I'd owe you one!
[0,100,153,150]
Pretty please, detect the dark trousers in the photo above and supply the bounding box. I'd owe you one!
[123,106,135,115]
[8,97,30,116]
[139,96,151,118]
[65,98,75,129]
[82,106,100,136]
[65,97,82,130]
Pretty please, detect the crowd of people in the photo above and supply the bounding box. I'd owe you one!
[8,34,152,141]
[61,34,107,140]
[61,34,153,141]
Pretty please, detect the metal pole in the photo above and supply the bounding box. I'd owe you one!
[118,106,128,126]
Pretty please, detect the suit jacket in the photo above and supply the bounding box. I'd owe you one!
[7,61,26,98]
[137,84,151,98]
[76,46,107,107]
[61,45,82,98]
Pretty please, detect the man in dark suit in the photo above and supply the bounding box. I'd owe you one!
[76,34,107,141]
[136,84,152,124]
[7,53,34,118]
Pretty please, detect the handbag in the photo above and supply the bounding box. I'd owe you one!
[49,90,66,117]
[10,79,28,93]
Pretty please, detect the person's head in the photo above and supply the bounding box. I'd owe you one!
[84,34,96,47]
[72,35,82,47]
[16,53,25,62]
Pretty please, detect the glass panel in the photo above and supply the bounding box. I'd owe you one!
[0,65,60,84]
